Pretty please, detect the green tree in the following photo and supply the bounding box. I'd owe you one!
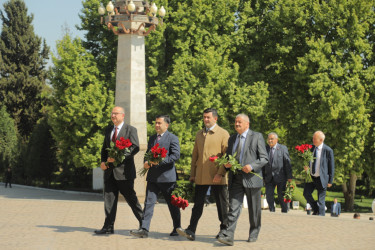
[145,0,268,173]
[78,0,118,90]
[0,0,49,138]
[235,0,373,210]
[0,105,18,174]
[48,34,114,186]
[24,116,57,187]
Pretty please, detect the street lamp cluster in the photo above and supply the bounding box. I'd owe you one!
[98,1,166,36]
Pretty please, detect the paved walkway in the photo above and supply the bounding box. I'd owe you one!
[0,184,374,250]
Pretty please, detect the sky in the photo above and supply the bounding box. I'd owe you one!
[1,0,87,65]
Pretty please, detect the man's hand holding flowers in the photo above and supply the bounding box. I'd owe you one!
[139,143,168,176]
[103,137,133,169]
[295,144,314,183]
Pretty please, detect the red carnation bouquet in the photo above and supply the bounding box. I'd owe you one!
[209,153,262,178]
[106,137,132,167]
[171,195,189,210]
[283,181,295,203]
[294,144,314,183]
[170,183,190,210]
[139,143,168,176]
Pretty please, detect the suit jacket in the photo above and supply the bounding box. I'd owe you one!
[190,125,230,185]
[311,144,335,188]
[145,130,180,183]
[264,143,292,183]
[227,130,268,188]
[331,202,341,215]
[101,123,140,181]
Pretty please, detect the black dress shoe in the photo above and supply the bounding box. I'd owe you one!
[130,228,148,238]
[94,225,114,234]
[218,235,234,246]
[170,228,179,236]
[176,227,195,241]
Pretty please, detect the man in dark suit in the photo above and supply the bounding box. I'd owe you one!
[303,131,335,216]
[264,132,292,213]
[218,114,268,246]
[94,106,143,234]
[130,115,181,238]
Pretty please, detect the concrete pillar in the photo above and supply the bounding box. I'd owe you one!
[115,33,147,201]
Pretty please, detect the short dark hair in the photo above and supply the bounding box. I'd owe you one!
[203,108,218,118]
[156,115,170,124]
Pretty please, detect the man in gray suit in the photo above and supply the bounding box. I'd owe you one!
[264,132,292,213]
[130,115,181,238]
[303,131,335,216]
[218,114,268,246]
[94,106,143,234]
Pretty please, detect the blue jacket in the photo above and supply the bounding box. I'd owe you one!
[145,130,180,183]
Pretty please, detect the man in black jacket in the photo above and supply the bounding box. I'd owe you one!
[94,106,143,234]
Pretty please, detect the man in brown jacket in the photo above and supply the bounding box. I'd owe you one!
[177,108,230,241]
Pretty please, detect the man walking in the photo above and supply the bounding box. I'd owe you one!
[303,131,335,216]
[264,132,292,213]
[94,106,143,234]
[130,115,181,238]
[177,108,230,241]
[218,114,268,246]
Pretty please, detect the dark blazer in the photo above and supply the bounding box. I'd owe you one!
[264,144,292,183]
[101,123,140,180]
[311,144,335,188]
[145,130,180,183]
[227,130,268,188]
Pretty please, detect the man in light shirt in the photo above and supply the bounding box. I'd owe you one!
[331,198,341,217]
[303,131,335,216]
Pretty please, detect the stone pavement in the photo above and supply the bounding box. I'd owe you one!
[0,184,374,250]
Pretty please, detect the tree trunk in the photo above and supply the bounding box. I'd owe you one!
[342,172,357,211]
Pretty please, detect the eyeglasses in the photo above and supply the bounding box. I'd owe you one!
[111,112,123,116]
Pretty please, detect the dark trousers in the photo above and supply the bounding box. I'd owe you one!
[188,184,229,233]
[265,179,288,212]
[225,176,261,240]
[103,175,143,228]
[303,176,326,216]
[5,180,12,188]
[142,182,181,231]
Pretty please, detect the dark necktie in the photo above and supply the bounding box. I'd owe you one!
[312,148,317,175]
[157,134,161,141]
[235,135,243,162]
[112,127,117,143]
[269,147,274,166]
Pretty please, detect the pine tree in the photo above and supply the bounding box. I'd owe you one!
[0,0,49,138]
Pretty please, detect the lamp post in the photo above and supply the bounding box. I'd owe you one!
[99,1,166,36]
[96,1,166,199]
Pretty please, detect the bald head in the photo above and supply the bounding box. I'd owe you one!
[313,131,325,147]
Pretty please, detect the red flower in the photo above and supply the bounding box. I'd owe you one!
[171,195,189,210]
[116,137,132,150]
[284,198,291,203]
[209,156,218,162]
[161,148,168,158]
